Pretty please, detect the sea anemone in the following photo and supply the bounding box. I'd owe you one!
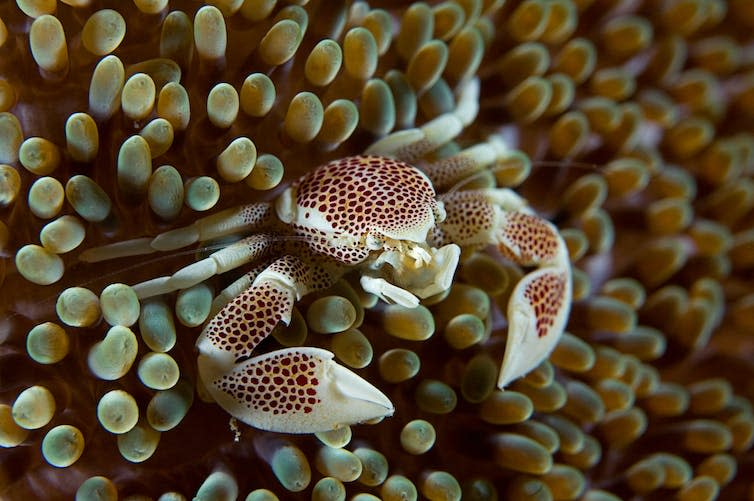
[1,0,754,500]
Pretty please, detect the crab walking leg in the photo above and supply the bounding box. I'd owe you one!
[131,233,277,299]
[435,189,572,388]
[79,202,276,262]
[421,135,520,191]
[168,233,280,290]
[209,261,272,317]
[364,78,479,162]
[196,256,392,433]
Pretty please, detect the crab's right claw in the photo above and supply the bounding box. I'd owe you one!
[199,347,393,434]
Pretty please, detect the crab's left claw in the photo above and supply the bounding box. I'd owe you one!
[199,348,394,434]
[194,255,392,433]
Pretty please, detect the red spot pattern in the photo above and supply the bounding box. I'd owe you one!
[434,191,497,244]
[240,203,275,225]
[396,137,434,163]
[292,156,439,263]
[263,255,338,295]
[524,272,567,338]
[435,192,561,266]
[205,281,294,359]
[293,224,372,264]
[266,256,308,285]
[217,351,322,415]
[423,155,479,191]
[499,212,559,264]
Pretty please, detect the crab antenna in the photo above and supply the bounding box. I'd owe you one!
[531,160,602,171]
[444,158,602,195]
[78,232,331,264]
[3,247,222,322]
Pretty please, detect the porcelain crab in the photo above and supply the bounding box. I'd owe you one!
[81,78,572,433]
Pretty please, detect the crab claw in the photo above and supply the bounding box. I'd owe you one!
[498,267,571,388]
[199,348,393,433]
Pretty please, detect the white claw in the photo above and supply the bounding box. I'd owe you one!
[329,361,394,425]
[497,305,540,388]
[498,268,571,388]
[199,347,393,434]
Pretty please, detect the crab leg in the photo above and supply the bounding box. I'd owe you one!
[420,135,521,192]
[196,255,393,433]
[130,233,278,299]
[364,78,479,162]
[79,202,276,262]
[209,261,271,317]
[435,189,572,388]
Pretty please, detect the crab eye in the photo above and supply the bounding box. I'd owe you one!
[365,234,383,250]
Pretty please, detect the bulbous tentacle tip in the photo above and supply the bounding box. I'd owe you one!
[200,347,393,434]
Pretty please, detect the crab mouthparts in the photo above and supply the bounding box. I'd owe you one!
[405,244,433,268]
[377,240,433,269]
